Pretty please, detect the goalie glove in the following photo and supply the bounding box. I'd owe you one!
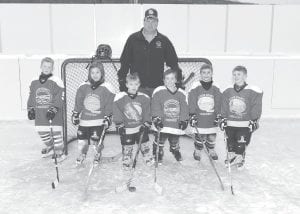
[27,107,35,120]
[189,114,198,127]
[179,120,188,130]
[249,119,259,133]
[46,107,58,121]
[71,111,80,126]
[103,115,112,128]
[152,116,163,130]
[219,117,228,131]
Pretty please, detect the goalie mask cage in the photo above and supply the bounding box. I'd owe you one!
[61,57,211,153]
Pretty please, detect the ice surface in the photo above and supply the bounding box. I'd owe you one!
[0,119,300,214]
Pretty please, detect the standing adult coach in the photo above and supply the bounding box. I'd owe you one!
[117,8,183,96]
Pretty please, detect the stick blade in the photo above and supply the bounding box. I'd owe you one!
[51,178,59,189]
[154,182,163,195]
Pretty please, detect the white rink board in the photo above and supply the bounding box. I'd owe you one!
[95,4,141,57]
[272,5,300,54]
[0,4,51,54]
[51,4,95,55]
[188,5,227,54]
[272,59,300,108]
[226,5,272,54]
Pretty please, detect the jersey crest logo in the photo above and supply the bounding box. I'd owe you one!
[229,96,246,117]
[124,102,142,122]
[197,94,214,113]
[84,93,101,114]
[36,87,52,105]
[164,99,180,121]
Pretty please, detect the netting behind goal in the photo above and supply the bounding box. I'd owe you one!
[61,57,211,152]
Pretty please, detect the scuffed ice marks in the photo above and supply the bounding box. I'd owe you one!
[0,119,300,213]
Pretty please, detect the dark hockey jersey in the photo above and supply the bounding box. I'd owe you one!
[74,82,115,127]
[221,84,263,127]
[188,81,222,134]
[151,86,189,135]
[27,76,64,131]
[113,92,150,134]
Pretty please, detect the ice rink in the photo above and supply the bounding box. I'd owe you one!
[0,118,299,214]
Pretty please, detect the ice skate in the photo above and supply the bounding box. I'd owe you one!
[207,148,218,160]
[193,149,201,161]
[41,147,53,158]
[76,154,86,166]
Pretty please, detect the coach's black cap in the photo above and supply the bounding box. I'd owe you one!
[145,8,158,19]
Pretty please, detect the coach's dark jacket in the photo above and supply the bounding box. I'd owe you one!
[118,29,180,88]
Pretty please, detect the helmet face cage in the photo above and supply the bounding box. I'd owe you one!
[96,44,112,59]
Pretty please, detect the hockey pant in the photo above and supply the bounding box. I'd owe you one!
[77,125,106,155]
[225,127,252,155]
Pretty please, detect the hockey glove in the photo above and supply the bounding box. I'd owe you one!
[115,123,126,136]
[103,115,112,128]
[189,114,198,127]
[46,107,58,121]
[152,116,163,130]
[140,121,151,133]
[71,111,80,126]
[219,118,228,131]
[249,119,259,133]
[179,120,188,130]
[213,114,223,126]
[27,107,35,120]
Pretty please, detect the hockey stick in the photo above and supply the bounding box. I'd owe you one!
[182,72,195,87]
[154,128,163,195]
[49,120,60,189]
[190,128,225,191]
[83,125,107,200]
[115,128,145,193]
[224,131,235,195]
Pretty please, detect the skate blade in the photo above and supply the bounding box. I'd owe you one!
[154,182,163,195]
[42,151,54,158]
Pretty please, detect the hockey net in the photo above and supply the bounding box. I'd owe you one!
[61,58,211,149]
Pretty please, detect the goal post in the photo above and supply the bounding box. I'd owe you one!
[61,57,211,154]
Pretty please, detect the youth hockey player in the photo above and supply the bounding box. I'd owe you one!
[71,61,115,166]
[27,57,65,162]
[151,68,189,164]
[220,65,263,169]
[113,73,153,170]
[188,63,222,161]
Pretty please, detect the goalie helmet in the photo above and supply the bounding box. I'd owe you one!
[95,44,112,59]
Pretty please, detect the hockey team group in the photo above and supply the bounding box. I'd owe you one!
[27,56,262,192]
[26,8,263,193]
